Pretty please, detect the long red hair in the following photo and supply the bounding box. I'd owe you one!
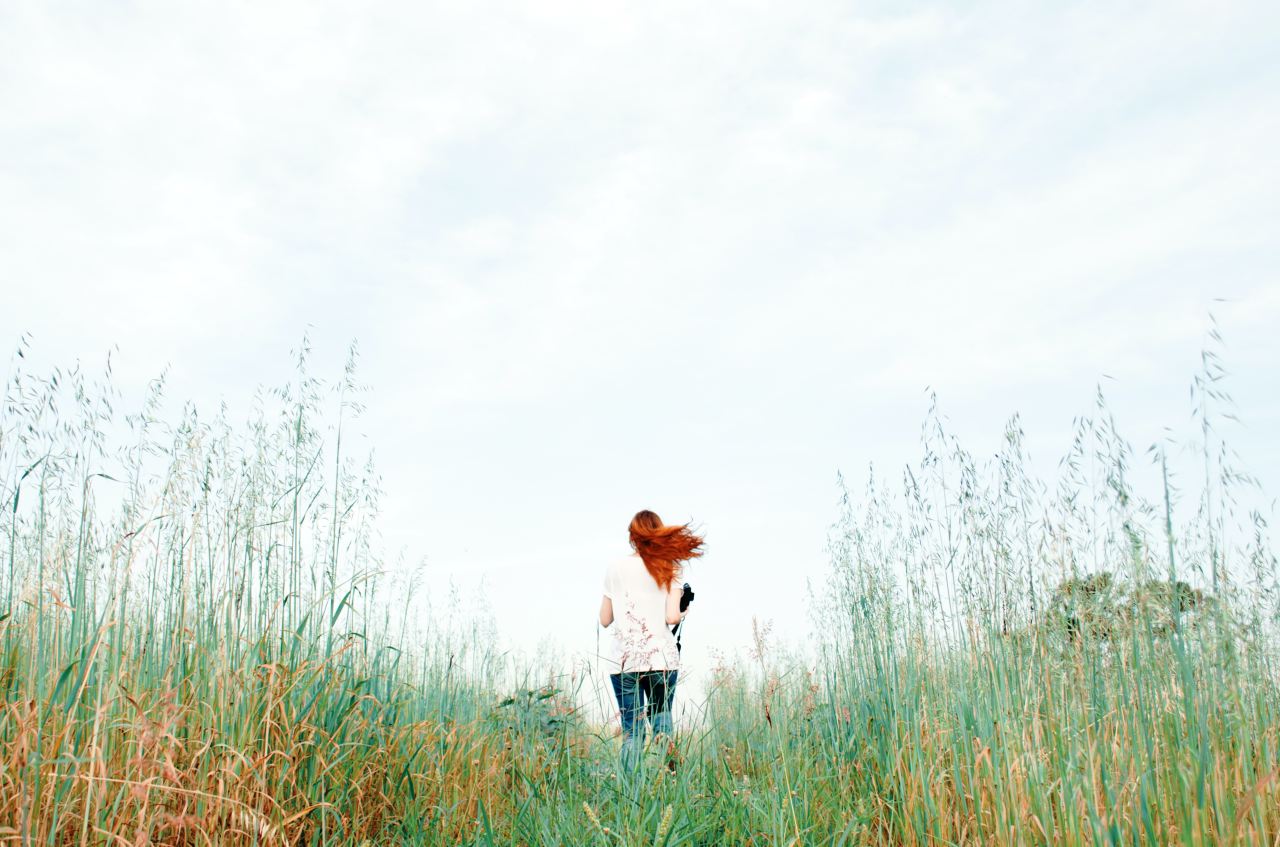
[629,510,704,591]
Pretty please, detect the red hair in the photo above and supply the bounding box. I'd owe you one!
[629,510,704,591]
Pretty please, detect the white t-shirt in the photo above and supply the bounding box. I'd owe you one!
[602,554,681,672]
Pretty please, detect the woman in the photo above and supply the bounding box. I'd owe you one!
[598,509,703,769]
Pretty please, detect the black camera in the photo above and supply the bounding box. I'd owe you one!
[672,583,695,647]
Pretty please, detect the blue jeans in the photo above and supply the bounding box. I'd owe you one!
[610,670,678,770]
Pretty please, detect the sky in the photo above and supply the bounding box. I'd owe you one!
[2,1,1279,712]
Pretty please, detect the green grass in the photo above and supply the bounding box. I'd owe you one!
[1,333,1278,845]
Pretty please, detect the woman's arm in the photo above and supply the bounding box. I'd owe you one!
[599,595,614,627]
[665,580,682,626]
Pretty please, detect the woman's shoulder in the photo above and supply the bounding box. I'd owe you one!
[606,554,642,577]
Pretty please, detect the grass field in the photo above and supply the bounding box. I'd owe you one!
[2,340,1278,846]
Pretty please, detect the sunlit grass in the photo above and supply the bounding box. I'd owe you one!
[2,331,1277,845]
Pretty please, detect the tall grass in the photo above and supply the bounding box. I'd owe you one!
[2,332,1277,845]
[0,339,516,844]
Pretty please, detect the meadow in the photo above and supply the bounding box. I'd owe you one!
[2,337,1278,846]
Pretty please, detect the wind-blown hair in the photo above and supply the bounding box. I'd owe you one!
[628,510,704,591]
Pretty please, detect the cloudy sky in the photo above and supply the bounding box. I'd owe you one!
[3,1,1278,704]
